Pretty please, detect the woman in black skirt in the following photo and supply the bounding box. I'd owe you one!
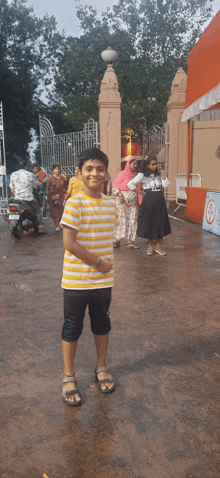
[127,155,171,256]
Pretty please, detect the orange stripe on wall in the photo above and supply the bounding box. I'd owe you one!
[185,11,220,109]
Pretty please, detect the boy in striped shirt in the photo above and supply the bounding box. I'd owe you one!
[60,148,119,407]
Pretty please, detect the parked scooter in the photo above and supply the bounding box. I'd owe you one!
[7,197,39,239]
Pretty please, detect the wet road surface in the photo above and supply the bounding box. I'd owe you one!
[0,216,220,478]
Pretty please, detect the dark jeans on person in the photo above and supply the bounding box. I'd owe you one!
[62,287,112,342]
[31,198,43,227]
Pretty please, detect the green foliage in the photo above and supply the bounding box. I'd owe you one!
[0,0,215,170]
[0,0,67,171]
[53,0,214,142]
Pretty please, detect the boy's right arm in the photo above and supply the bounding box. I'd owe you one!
[63,226,112,274]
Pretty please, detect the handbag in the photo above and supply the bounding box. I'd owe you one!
[51,194,61,207]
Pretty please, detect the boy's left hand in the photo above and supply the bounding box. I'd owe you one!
[97,259,113,274]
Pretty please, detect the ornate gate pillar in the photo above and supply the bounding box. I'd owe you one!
[166,67,188,207]
[98,52,121,182]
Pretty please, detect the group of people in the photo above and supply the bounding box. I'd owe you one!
[10,149,171,408]
[46,153,171,255]
[9,162,85,232]
[112,155,171,256]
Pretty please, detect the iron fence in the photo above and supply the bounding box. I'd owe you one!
[143,123,167,169]
[39,116,99,177]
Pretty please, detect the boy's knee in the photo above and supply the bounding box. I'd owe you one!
[91,311,111,336]
[62,322,83,342]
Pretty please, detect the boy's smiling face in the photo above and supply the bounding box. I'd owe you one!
[79,159,107,197]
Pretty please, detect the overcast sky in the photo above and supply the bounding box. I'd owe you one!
[26,0,116,37]
[25,0,219,37]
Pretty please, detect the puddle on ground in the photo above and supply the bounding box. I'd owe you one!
[185,230,197,235]
[6,269,39,275]
[184,244,200,253]
[15,283,33,292]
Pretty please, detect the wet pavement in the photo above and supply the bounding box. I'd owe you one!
[0,215,220,478]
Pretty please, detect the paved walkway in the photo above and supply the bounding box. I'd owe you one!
[1,216,220,478]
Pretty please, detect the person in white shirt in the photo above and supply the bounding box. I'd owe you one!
[127,155,171,256]
[10,160,44,230]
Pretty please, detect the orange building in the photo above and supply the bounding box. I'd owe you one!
[167,11,220,223]
[181,10,220,223]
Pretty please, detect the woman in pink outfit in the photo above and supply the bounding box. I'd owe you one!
[112,157,141,249]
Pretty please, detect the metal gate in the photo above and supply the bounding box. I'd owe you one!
[39,116,99,177]
[143,123,168,173]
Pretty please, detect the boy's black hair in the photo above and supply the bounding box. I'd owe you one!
[77,148,109,171]
[140,154,158,177]
[52,163,61,171]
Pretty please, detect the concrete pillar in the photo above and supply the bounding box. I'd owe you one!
[166,67,188,206]
[98,64,121,182]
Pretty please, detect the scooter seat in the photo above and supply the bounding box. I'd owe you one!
[8,197,23,204]
[8,198,33,205]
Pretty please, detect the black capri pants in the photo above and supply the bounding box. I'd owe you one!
[62,287,112,342]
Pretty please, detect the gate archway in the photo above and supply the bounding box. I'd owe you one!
[143,123,168,173]
[143,123,169,201]
[39,116,99,177]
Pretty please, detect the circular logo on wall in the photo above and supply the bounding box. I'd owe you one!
[205,198,216,225]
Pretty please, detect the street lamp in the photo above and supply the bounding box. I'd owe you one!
[101,47,118,64]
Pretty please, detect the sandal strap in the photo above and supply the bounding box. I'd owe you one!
[63,376,77,384]
[63,389,80,398]
[96,366,108,374]
[97,378,114,384]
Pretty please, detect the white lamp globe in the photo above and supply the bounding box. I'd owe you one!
[101,47,118,64]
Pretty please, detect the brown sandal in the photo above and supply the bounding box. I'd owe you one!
[95,366,115,394]
[62,376,82,407]
[127,243,140,249]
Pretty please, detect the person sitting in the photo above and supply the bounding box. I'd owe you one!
[10,160,44,232]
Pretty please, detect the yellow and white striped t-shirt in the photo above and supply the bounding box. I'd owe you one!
[60,191,119,290]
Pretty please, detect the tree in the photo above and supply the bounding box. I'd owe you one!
[0,0,67,171]
[0,65,34,172]
[53,0,214,143]
[53,31,136,131]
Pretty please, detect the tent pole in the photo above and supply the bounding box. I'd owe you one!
[187,120,191,186]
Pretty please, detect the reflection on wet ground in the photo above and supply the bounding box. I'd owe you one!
[6,269,40,274]
[1,216,220,477]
